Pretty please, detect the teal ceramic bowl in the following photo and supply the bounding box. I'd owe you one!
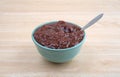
[32,21,86,63]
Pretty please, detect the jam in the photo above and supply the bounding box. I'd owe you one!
[34,21,84,49]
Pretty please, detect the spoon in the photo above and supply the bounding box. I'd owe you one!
[81,13,104,31]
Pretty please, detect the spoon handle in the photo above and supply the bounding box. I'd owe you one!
[82,13,104,31]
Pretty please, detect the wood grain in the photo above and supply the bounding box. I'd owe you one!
[0,0,120,77]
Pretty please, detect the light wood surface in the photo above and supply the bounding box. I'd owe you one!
[0,0,120,77]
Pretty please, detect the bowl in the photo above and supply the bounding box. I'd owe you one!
[32,21,86,63]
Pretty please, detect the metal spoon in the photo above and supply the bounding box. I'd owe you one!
[81,13,104,31]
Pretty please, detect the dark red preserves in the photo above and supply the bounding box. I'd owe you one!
[34,21,84,49]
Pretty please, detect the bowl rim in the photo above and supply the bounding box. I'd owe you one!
[32,21,86,51]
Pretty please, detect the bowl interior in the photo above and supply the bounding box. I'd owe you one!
[32,21,86,51]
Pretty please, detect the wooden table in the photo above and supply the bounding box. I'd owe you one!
[0,0,120,77]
